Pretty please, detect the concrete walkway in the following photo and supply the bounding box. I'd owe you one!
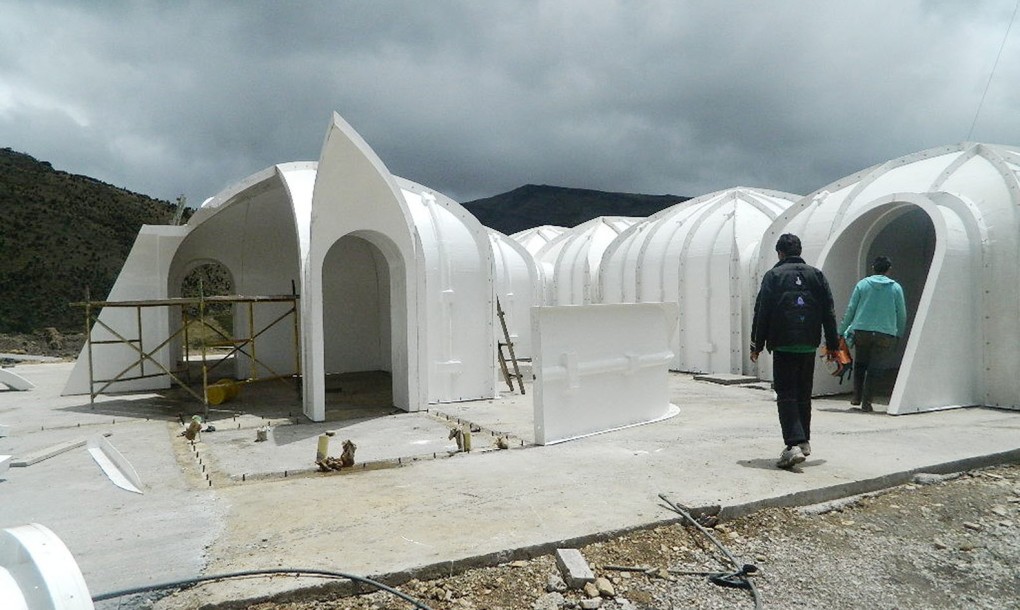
[1,362,1019,608]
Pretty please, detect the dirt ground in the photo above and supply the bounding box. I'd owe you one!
[0,330,85,360]
[169,463,1020,610]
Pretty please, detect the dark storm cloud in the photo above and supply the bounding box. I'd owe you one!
[2,1,1018,205]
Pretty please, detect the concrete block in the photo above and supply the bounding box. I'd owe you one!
[555,548,595,589]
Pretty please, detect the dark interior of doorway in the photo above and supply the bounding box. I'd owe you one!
[324,370,397,421]
[860,207,935,405]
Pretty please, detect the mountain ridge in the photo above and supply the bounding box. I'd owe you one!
[461,184,688,235]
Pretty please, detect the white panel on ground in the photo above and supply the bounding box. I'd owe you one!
[0,523,94,610]
[86,435,144,494]
[532,303,679,445]
[0,369,34,391]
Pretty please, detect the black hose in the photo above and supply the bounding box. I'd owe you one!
[91,567,433,609]
[659,493,763,610]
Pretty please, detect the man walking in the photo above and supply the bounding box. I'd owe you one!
[838,256,907,412]
[751,234,838,469]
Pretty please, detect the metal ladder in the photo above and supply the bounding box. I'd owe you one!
[496,298,525,394]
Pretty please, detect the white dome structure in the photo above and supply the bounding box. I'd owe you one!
[600,188,797,374]
[66,113,497,420]
[756,143,1020,414]
[488,229,540,359]
[537,216,642,306]
[510,225,567,256]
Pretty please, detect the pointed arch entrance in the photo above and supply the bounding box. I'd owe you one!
[320,230,410,412]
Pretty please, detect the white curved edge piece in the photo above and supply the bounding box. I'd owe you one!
[0,455,10,476]
[0,369,35,391]
[0,523,95,610]
[541,403,681,446]
[86,435,143,494]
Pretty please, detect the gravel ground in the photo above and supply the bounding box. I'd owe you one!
[224,463,1020,610]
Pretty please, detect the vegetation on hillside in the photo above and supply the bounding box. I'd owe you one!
[0,148,188,333]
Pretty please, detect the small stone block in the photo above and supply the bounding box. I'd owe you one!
[555,548,595,589]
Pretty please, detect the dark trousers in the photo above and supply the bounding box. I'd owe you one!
[772,351,815,447]
[852,330,897,407]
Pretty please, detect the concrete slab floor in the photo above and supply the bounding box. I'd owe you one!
[1,362,1019,608]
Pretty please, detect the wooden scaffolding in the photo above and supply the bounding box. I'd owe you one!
[72,294,301,417]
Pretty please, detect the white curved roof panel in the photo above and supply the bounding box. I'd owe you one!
[601,188,797,373]
[537,216,642,306]
[510,225,568,256]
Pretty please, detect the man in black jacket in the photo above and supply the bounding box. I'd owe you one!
[751,234,839,469]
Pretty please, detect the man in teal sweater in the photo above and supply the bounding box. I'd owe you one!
[838,256,907,412]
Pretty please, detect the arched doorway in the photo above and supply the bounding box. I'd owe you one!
[320,232,407,411]
[861,208,935,399]
[864,208,935,375]
[170,260,237,380]
[819,203,936,402]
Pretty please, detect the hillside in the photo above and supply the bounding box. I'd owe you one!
[462,184,688,235]
[0,148,186,333]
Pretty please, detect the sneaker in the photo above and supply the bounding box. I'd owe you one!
[777,445,806,469]
[861,403,874,413]
[798,441,811,457]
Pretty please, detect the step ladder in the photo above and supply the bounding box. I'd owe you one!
[496,298,525,394]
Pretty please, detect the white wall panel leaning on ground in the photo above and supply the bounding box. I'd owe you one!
[754,143,1020,414]
[600,188,797,375]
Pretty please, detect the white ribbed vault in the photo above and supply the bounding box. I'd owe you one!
[600,188,797,373]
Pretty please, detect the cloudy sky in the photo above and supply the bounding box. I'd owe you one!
[3,1,1019,205]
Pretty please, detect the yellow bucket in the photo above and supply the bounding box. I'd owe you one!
[206,379,241,405]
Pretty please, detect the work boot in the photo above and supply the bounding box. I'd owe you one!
[798,441,811,457]
[776,445,806,469]
[861,403,874,413]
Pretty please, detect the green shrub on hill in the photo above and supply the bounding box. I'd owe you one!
[0,148,189,333]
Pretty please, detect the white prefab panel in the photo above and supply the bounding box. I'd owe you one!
[888,201,982,413]
[405,181,496,403]
[532,303,679,445]
[488,230,540,359]
[305,113,423,421]
[0,369,34,391]
[0,524,94,610]
[63,226,187,395]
